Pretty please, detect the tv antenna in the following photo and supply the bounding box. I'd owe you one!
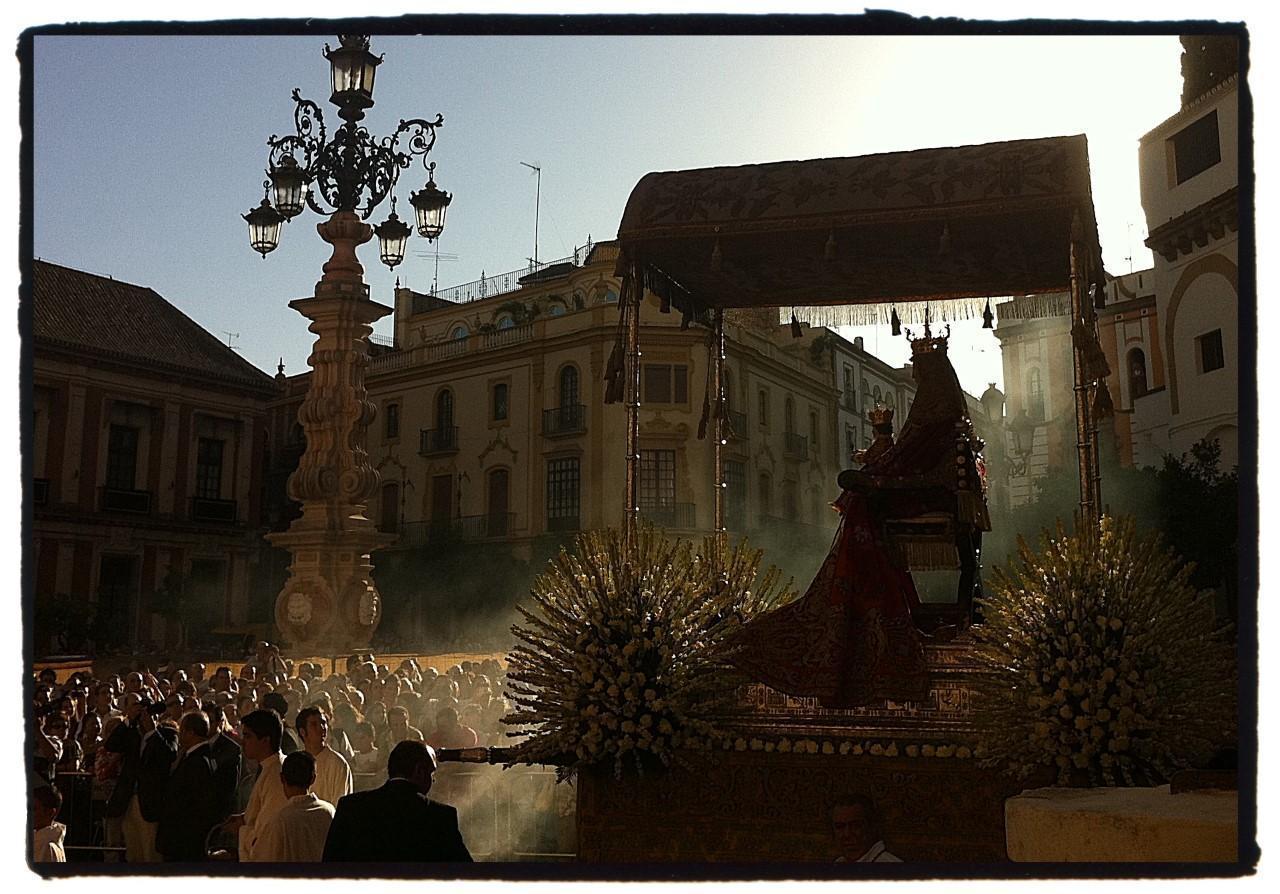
[413,246,459,296]
[520,161,541,267]
[223,331,241,351]
[1125,222,1135,274]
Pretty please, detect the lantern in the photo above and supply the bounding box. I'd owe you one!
[243,196,284,257]
[324,35,382,122]
[374,201,412,269]
[269,156,308,220]
[410,163,451,241]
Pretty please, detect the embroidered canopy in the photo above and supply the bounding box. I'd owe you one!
[614,134,1106,327]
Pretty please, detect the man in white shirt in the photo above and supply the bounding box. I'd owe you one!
[831,796,902,863]
[296,706,352,807]
[224,709,289,861]
[32,785,66,863]
[254,751,335,862]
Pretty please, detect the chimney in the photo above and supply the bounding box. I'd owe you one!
[853,336,864,351]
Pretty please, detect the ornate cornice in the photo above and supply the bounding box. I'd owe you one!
[1145,186,1239,263]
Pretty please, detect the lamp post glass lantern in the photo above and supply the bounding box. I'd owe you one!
[243,196,284,257]
[375,199,412,269]
[410,161,452,242]
[243,34,448,267]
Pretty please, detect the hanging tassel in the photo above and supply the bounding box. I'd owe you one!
[982,298,994,329]
[890,307,901,336]
[710,237,722,272]
[790,311,803,338]
[824,229,837,261]
[938,224,952,257]
[697,392,711,440]
[1092,380,1115,420]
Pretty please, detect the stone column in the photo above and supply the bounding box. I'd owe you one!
[267,211,395,654]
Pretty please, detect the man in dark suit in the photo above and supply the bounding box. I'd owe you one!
[202,702,242,823]
[104,694,177,862]
[322,741,472,862]
[262,692,302,754]
[156,712,220,862]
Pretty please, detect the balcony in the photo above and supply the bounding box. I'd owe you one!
[546,515,581,533]
[33,478,49,506]
[100,486,152,515]
[190,497,238,524]
[783,432,809,460]
[726,410,748,441]
[396,514,515,547]
[639,502,696,529]
[420,427,459,456]
[542,404,586,438]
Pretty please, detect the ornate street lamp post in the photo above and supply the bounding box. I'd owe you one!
[244,35,451,653]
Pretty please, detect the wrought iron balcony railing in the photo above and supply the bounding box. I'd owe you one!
[420,426,459,456]
[639,502,696,529]
[190,497,238,524]
[100,486,152,515]
[783,431,809,459]
[542,404,586,437]
[546,514,581,533]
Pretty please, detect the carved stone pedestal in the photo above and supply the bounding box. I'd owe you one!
[268,211,395,654]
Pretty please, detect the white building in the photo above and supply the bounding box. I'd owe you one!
[1138,42,1240,467]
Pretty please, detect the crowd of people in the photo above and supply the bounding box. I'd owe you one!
[30,643,513,865]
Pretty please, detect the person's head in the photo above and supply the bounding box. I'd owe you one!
[435,705,459,731]
[44,714,70,741]
[366,701,387,727]
[93,685,115,714]
[280,751,317,797]
[203,702,227,736]
[460,704,482,731]
[37,668,57,686]
[120,692,143,723]
[831,796,881,859]
[387,705,410,735]
[175,679,196,699]
[386,740,437,793]
[260,691,289,720]
[124,672,143,694]
[223,702,240,728]
[212,667,232,692]
[32,785,62,830]
[352,721,375,753]
[178,711,211,750]
[240,709,284,762]
[79,712,104,743]
[163,694,183,722]
[296,706,329,753]
[188,662,206,682]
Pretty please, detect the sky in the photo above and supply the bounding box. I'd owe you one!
[28,27,1189,397]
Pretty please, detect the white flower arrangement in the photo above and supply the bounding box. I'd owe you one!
[504,524,793,780]
[972,516,1236,786]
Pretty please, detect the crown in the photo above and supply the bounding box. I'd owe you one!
[867,404,894,426]
[904,314,950,357]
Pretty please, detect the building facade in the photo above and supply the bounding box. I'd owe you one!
[31,261,277,653]
[1138,44,1240,467]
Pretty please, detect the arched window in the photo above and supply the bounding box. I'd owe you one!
[497,315,515,330]
[601,288,618,304]
[559,365,580,408]
[436,389,454,429]
[784,397,796,434]
[451,324,469,340]
[548,302,566,317]
[1027,368,1045,420]
[873,385,882,404]
[1127,348,1148,400]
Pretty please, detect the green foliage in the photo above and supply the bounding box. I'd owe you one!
[972,516,1236,786]
[504,525,794,780]
[34,593,91,654]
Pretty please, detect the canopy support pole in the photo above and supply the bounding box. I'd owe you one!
[623,261,642,552]
[711,308,727,569]
[1069,213,1101,523]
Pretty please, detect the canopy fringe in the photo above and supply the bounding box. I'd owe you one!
[782,292,1074,329]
